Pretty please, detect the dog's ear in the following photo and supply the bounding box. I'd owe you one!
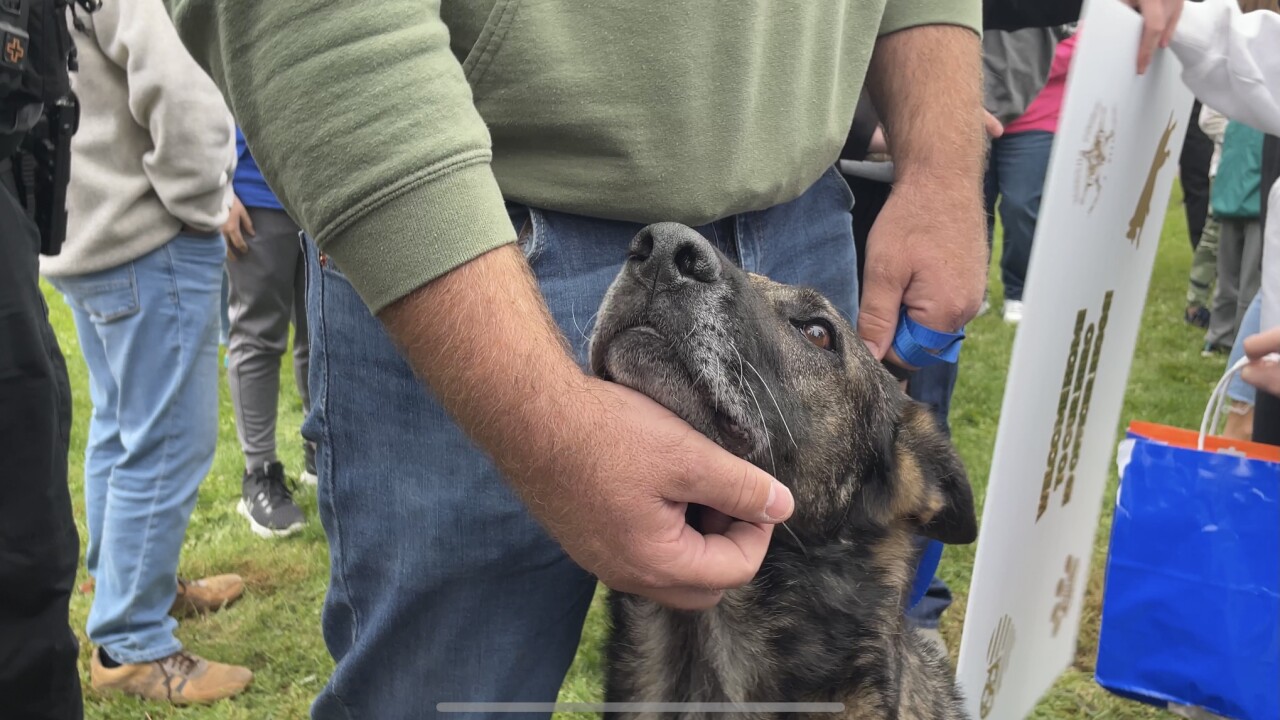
[887,400,977,544]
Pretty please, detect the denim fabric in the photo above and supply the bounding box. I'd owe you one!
[985,130,1054,302]
[49,234,223,663]
[303,168,857,719]
[1227,290,1264,405]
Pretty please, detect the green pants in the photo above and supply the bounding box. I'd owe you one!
[1187,215,1220,308]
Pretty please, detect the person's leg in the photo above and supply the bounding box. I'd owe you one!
[227,208,310,471]
[53,235,223,664]
[1180,100,1214,251]
[305,215,618,719]
[1222,291,1262,440]
[995,130,1054,304]
[1206,220,1245,351]
[291,229,311,415]
[1253,391,1280,446]
[1186,216,1220,326]
[1235,221,1263,338]
[0,167,83,720]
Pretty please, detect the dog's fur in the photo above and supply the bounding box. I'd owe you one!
[590,223,978,720]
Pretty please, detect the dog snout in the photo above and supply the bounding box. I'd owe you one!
[628,223,722,287]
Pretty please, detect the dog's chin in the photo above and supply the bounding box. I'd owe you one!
[593,326,759,459]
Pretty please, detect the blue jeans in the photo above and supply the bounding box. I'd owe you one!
[49,234,224,663]
[985,130,1054,302]
[1227,290,1264,405]
[303,168,857,719]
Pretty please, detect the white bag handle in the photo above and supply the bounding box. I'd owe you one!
[1199,353,1280,450]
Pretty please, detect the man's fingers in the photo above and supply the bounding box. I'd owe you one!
[670,519,774,590]
[1242,328,1280,361]
[1241,361,1280,397]
[670,440,791,523]
[241,211,256,238]
[983,110,1004,139]
[857,270,906,362]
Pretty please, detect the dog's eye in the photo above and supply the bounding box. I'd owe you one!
[797,320,835,351]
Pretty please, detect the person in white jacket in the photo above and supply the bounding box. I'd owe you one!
[1169,0,1280,441]
[38,0,253,705]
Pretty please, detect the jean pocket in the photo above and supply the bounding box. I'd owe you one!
[54,265,140,323]
[825,165,856,213]
[505,202,550,267]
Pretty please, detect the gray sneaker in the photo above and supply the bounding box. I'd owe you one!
[238,461,305,538]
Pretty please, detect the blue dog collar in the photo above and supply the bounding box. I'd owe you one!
[890,308,965,368]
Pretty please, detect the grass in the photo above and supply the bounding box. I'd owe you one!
[51,187,1217,719]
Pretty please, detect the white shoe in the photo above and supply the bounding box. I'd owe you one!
[1003,300,1024,324]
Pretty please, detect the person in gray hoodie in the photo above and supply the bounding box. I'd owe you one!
[38,0,252,705]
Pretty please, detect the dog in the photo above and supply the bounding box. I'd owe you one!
[589,223,979,720]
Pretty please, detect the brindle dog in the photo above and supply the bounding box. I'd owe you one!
[590,223,978,720]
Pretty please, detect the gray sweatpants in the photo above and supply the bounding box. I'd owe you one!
[1205,218,1263,350]
[226,207,310,470]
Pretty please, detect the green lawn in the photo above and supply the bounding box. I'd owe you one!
[53,188,1216,719]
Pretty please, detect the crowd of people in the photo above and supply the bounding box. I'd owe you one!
[2,0,1279,717]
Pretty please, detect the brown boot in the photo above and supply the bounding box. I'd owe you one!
[171,574,245,618]
[90,648,252,704]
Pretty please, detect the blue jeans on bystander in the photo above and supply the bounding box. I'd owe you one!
[49,233,223,663]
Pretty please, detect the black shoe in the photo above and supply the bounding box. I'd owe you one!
[301,442,317,487]
[238,461,305,538]
[1184,305,1210,329]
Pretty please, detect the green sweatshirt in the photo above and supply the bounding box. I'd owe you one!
[166,0,979,312]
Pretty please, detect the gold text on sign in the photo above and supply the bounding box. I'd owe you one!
[1038,291,1114,520]
[1050,555,1080,637]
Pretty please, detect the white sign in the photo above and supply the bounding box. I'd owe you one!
[954,1,1194,718]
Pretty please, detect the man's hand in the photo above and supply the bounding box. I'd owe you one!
[222,195,254,259]
[1241,327,1280,397]
[984,110,1005,139]
[1127,0,1184,75]
[862,26,987,364]
[380,244,793,609]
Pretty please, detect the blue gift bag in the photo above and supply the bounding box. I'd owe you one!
[1096,419,1280,720]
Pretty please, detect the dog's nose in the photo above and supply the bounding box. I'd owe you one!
[628,223,721,286]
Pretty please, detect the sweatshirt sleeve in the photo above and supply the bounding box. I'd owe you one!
[91,0,235,231]
[1171,0,1280,138]
[879,0,982,37]
[163,0,515,313]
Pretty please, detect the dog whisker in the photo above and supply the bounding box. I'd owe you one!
[742,358,798,450]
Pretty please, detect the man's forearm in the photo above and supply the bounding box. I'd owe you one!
[866,26,986,190]
[379,245,588,487]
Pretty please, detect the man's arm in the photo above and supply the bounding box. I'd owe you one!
[860,24,988,363]
[1172,0,1280,137]
[163,0,793,609]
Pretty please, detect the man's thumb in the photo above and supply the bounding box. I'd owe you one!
[674,445,792,523]
[857,286,902,361]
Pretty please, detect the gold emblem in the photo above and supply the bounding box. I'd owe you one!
[980,614,1017,719]
[1039,291,1114,520]
[1074,104,1117,212]
[4,36,25,65]
[1050,555,1080,637]
[1127,114,1177,247]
